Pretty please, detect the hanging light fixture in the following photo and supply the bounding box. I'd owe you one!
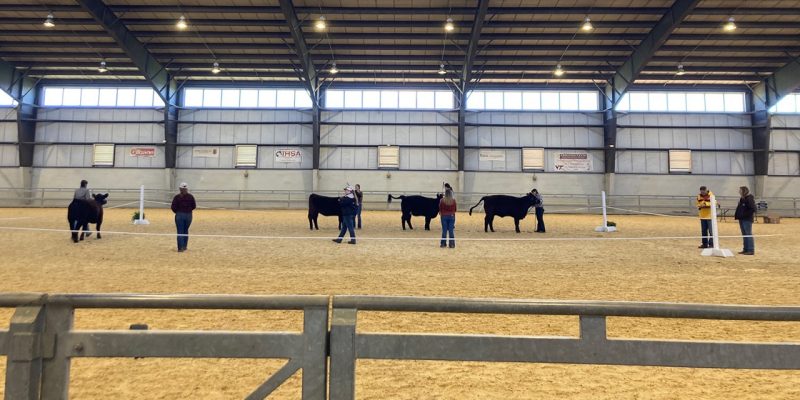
[97,61,108,73]
[438,63,447,75]
[676,64,686,76]
[554,64,565,76]
[315,16,327,31]
[176,15,188,30]
[211,62,221,74]
[723,17,737,31]
[330,62,338,74]
[444,17,455,32]
[581,16,594,32]
[43,13,55,28]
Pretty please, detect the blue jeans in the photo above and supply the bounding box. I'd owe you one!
[739,220,754,252]
[356,205,362,229]
[535,207,545,232]
[440,215,455,247]
[175,212,192,250]
[338,215,356,241]
[700,219,713,247]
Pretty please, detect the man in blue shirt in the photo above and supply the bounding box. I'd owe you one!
[333,185,357,244]
[533,189,545,233]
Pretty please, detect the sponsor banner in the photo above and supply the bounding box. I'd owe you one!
[193,147,220,158]
[478,149,506,162]
[554,151,593,172]
[274,148,303,163]
[129,147,156,157]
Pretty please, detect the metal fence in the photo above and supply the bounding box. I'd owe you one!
[0,187,798,217]
[1,293,799,399]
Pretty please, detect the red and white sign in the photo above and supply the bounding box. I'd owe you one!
[274,148,302,163]
[129,147,156,157]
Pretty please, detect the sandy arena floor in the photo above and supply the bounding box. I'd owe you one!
[0,206,798,399]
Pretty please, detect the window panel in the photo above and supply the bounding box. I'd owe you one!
[559,92,579,111]
[522,148,545,170]
[221,89,240,107]
[135,88,154,107]
[378,146,399,169]
[258,90,276,108]
[92,144,115,166]
[295,90,312,108]
[363,91,380,108]
[522,92,540,110]
[79,88,99,106]
[686,93,705,111]
[344,90,362,108]
[705,93,725,112]
[98,89,117,107]
[540,92,559,110]
[326,90,344,108]
[417,91,435,109]
[117,89,136,107]
[0,91,14,107]
[724,93,745,112]
[203,89,222,107]
[43,88,64,106]
[183,89,203,107]
[776,94,797,113]
[466,91,484,109]
[629,92,649,111]
[380,91,399,109]
[648,92,668,111]
[503,92,522,110]
[578,92,598,111]
[62,88,82,106]
[616,94,630,111]
[398,91,416,108]
[276,90,295,107]
[669,149,691,173]
[435,91,454,109]
[240,89,258,107]
[235,145,258,168]
[667,92,686,112]
[485,92,504,110]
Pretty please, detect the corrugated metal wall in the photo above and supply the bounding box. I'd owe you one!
[770,115,800,176]
[0,108,17,166]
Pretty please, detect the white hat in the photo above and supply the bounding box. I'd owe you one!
[179,182,189,189]
[344,185,353,192]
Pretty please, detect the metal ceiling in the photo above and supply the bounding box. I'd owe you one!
[1,0,799,88]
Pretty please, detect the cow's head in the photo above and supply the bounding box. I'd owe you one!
[436,193,444,200]
[93,193,109,206]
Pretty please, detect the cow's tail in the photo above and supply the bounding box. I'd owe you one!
[387,194,404,204]
[469,197,486,216]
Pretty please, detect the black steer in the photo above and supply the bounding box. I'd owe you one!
[387,193,443,230]
[308,194,343,230]
[67,193,108,243]
[469,192,536,233]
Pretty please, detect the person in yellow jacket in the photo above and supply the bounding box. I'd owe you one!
[696,186,714,248]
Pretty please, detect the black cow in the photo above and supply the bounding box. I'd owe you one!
[387,194,443,230]
[67,193,108,243]
[469,191,536,233]
[308,194,343,230]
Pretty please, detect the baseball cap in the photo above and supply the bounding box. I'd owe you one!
[179,182,189,189]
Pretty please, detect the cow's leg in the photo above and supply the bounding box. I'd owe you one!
[96,218,102,239]
[488,215,495,232]
[484,215,489,232]
[424,217,431,231]
[401,215,406,230]
[406,214,413,230]
[514,218,521,233]
[308,213,314,230]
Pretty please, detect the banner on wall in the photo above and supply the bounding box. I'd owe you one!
[554,151,593,172]
[193,147,220,158]
[478,149,506,162]
[274,148,303,163]
[128,147,156,157]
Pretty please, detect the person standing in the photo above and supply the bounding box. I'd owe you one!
[73,180,93,236]
[333,185,357,244]
[439,187,457,248]
[696,186,714,248]
[171,182,196,252]
[354,184,364,229]
[734,186,756,255]
[532,189,545,233]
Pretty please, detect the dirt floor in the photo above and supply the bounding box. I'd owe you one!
[0,206,798,399]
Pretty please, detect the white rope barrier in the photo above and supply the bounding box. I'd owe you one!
[605,206,696,218]
[0,225,781,242]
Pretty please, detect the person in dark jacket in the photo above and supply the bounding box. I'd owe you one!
[171,182,196,252]
[333,185,357,244]
[439,187,457,248]
[533,189,545,233]
[73,179,93,237]
[354,184,364,229]
[734,186,756,255]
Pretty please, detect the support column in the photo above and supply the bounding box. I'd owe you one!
[312,104,320,192]
[457,92,466,174]
[750,95,771,198]
[602,87,618,195]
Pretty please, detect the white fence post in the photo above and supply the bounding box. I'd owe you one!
[133,185,150,225]
[594,191,616,232]
[701,194,733,258]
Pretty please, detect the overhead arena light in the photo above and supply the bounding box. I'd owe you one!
[438,63,446,75]
[444,18,455,32]
[97,61,108,73]
[315,16,327,31]
[330,62,338,74]
[554,64,565,77]
[581,16,594,32]
[43,13,55,28]
[176,15,188,30]
[724,17,737,31]
[676,64,686,76]
[211,62,221,74]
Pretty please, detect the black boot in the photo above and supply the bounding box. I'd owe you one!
[332,238,342,244]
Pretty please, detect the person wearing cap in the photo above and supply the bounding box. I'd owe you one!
[696,186,714,248]
[333,185,357,244]
[532,189,545,233]
[73,179,93,236]
[171,182,196,252]
[354,184,364,229]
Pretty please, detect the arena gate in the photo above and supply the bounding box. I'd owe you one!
[1,293,799,399]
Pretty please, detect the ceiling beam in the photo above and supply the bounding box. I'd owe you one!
[606,0,701,105]
[75,0,177,105]
[0,58,36,104]
[278,0,318,106]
